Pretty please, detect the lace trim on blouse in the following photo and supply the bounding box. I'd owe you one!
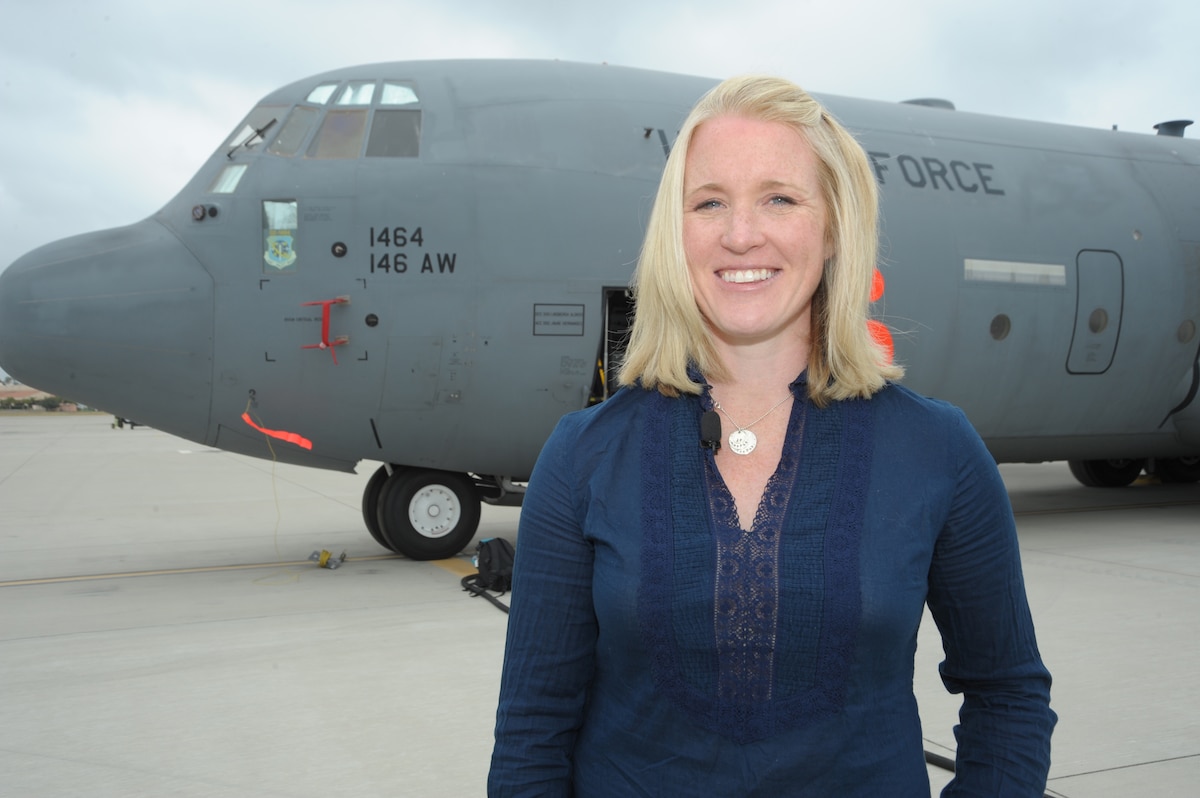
[708,401,805,708]
[637,387,872,743]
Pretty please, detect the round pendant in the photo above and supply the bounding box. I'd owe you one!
[728,428,757,455]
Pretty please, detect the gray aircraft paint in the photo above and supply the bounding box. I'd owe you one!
[1,60,1197,557]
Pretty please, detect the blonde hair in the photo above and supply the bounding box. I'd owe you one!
[618,75,902,404]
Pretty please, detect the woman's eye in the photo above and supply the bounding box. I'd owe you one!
[768,195,796,206]
[694,199,723,211]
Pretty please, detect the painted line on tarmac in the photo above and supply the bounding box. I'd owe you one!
[1013,497,1200,517]
[0,554,404,588]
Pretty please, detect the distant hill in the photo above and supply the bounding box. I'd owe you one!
[0,384,51,401]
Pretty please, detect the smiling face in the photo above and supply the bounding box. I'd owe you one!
[682,115,831,360]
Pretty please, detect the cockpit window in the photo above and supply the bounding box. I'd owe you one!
[268,106,320,157]
[307,109,368,159]
[225,105,284,151]
[262,200,299,273]
[209,164,248,193]
[367,110,421,157]
[306,83,338,104]
[381,82,419,105]
[336,81,376,106]
[259,78,422,159]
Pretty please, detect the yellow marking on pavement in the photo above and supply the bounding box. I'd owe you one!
[432,557,478,578]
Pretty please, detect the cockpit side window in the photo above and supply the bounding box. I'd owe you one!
[367,110,421,157]
[209,164,248,194]
[225,105,284,151]
[262,200,299,273]
[268,106,320,157]
[366,81,421,157]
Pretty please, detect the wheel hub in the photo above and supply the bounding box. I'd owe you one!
[408,485,459,538]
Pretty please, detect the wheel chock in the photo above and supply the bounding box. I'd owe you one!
[309,550,347,569]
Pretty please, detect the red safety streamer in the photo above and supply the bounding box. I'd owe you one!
[241,412,314,450]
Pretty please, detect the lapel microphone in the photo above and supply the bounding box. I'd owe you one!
[700,410,722,451]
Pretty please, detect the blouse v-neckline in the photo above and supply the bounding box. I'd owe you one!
[636,388,873,743]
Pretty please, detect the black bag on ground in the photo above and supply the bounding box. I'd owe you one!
[472,537,515,593]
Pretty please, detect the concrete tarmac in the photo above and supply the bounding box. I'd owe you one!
[2,413,1198,796]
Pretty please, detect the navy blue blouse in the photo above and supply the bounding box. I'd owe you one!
[490,379,1055,797]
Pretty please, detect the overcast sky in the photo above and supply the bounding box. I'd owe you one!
[1,0,1197,308]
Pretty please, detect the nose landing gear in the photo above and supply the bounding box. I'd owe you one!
[1068,456,1200,486]
[361,465,481,560]
[1067,458,1145,487]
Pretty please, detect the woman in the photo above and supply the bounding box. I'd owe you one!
[490,75,1055,796]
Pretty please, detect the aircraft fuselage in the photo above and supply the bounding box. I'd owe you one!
[2,60,1197,556]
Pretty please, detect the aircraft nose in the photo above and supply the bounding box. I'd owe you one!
[0,219,214,441]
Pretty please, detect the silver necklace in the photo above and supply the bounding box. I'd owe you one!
[712,393,793,455]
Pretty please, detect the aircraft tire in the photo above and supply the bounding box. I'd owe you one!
[376,469,481,560]
[1067,458,1145,487]
[1155,456,1200,484]
[362,464,403,549]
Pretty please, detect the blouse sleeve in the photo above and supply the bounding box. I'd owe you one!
[926,409,1057,796]
[489,416,598,797]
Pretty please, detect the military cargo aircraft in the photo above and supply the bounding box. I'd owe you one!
[1,60,1197,559]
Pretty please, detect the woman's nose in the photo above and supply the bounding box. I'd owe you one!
[721,207,765,252]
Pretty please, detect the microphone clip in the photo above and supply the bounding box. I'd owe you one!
[700,409,722,452]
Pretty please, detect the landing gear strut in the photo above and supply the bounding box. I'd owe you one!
[362,465,481,560]
[1154,456,1200,484]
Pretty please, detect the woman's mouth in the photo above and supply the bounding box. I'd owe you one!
[720,268,776,284]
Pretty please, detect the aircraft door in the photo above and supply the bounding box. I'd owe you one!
[590,288,634,403]
[1067,249,1124,374]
